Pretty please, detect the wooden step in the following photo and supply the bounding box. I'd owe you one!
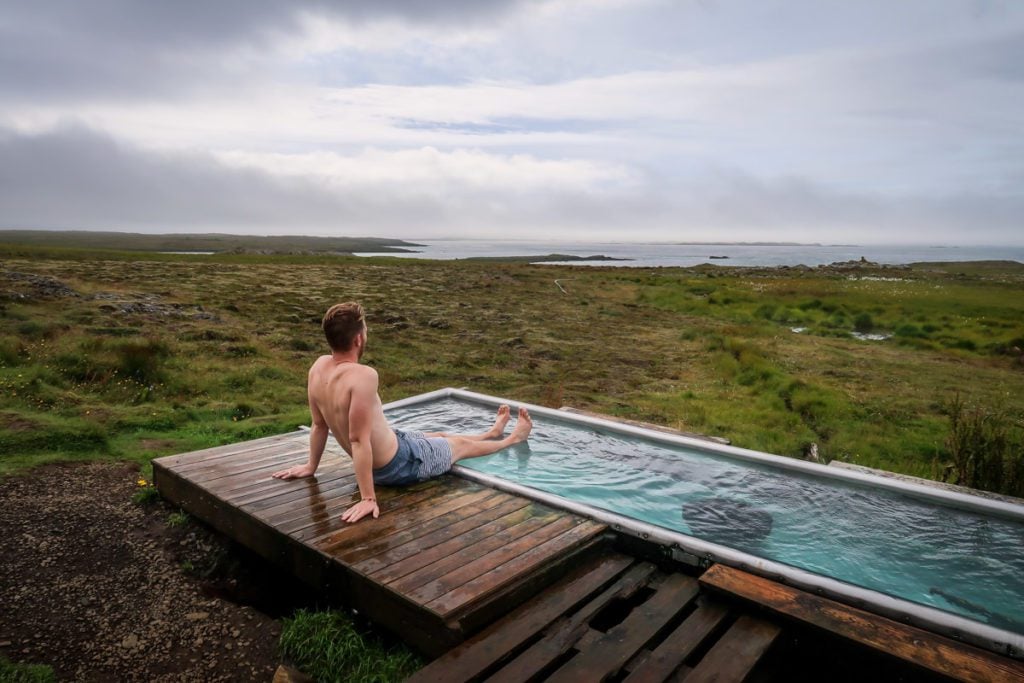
[699,564,1024,683]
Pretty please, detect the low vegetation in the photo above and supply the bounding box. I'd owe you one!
[1,246,1023,493]
[0,657,55,683]
[278,609,421,683]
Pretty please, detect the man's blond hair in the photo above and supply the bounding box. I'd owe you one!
[322,302,365,352]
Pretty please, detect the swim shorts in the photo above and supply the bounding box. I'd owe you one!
[372,430,454,486]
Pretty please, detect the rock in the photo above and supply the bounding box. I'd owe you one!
[121,634,139,649]
[274,664,316,683]
[427,317,451,329]
[185,611,209,621]
[682,497,774,546]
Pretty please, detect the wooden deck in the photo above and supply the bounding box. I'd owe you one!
[152,430,608,656]
[153,428,1024,682]
[409,552,782,683]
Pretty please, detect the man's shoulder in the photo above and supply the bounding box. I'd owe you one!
[350,364,378,381]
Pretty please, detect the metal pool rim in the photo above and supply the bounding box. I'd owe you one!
[382,387,1024,658]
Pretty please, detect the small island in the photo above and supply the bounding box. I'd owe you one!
[460,253,630,263]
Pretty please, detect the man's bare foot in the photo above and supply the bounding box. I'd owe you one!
[508,407,533,444]
[487,404,511,438]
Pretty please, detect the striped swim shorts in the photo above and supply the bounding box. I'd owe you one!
[372,429,454,486]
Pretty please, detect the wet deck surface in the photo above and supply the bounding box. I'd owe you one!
[152,430,608,655]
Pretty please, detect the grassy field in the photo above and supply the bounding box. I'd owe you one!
[1,247,1022,483]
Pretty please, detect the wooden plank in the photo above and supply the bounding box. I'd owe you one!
[277,477,454,535]
[398,514,574,600]
[366,501,536,581]
[224,465,356,506]
[183,445,310,483]
[171,439,305,474]
[486,562,658,683]
[194,458,327,499]
[241,471,361,517]
[699,564,1024,683]
[154,430,303,468]
[341,493,521,568]
[546,573,701,683]
[622,601,731,683]
[684,615,780,683]
[374,502,552,586]
[427,521,607,616]
[296,479,472,545]
[406,553,635,683]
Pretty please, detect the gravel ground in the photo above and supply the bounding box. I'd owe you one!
[0,461,287,682]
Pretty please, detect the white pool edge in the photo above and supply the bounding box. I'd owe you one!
[382,387,1024,658]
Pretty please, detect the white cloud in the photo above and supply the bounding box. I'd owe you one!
[0,1,1022,243]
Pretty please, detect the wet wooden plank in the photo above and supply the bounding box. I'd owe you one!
[155,431,305,468]
[486,561,658,683]
[546,572,701,683]
[242,471,362,518]
[388,509,565,593]
[427,520,607,616]
[684,615,780,683]
[700,564,1024,683]
[399,514,575,600]
[622,600,730,683]
[173,440,306,475]
[296,479,469,545]
[225,465,355,506]
[407,553,635,683]
[184,445,310,483]
[363,501,535,583]
[341,493,521,569]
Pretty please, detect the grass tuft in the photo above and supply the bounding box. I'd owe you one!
[278,609,421,683]
[0,657,56,683]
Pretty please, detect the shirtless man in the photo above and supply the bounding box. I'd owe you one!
[271,302,533,523]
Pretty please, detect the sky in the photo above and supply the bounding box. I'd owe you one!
[1,0,1022,244]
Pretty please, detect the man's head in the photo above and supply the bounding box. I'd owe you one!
[322,302,367,357]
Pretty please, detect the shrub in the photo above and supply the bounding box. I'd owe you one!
[895,324,926,339]
[942,395,1024,497]
[288,337,317,352]
[853,313,874,332]
[116,338,170,383]
[0,336,22,366]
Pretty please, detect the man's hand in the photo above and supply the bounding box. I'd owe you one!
[341,499,380,523]
[271,463,317,480]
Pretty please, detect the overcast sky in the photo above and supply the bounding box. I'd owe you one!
[1,0,1022,244]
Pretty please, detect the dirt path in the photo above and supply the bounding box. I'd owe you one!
[0,461,285,682]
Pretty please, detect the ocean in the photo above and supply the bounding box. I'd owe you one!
[355,240,1024,268]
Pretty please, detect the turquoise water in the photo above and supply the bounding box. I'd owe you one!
[387,397,1024,635]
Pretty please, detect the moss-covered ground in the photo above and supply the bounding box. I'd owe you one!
[1,249,1022,481]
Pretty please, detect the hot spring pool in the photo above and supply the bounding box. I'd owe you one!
[384,389,1024,656]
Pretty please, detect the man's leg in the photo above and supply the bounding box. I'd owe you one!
[446,407,533,463]
[424,404,511,442]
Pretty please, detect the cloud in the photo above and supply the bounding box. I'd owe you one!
[1,124,1020,244]
[0,1,532,102]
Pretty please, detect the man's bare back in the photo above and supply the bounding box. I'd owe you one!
[305,355,398,468]
[272,302,533,524]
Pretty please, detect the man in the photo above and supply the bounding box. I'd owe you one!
[271,302,532,523]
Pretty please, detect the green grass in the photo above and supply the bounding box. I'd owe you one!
[0,657,56,683]
[167,510,191,527]
[278,609,421,683]
[1,248,1022,492]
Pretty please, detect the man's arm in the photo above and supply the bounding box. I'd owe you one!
[272,370,329,480]
[340,368,380,523]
